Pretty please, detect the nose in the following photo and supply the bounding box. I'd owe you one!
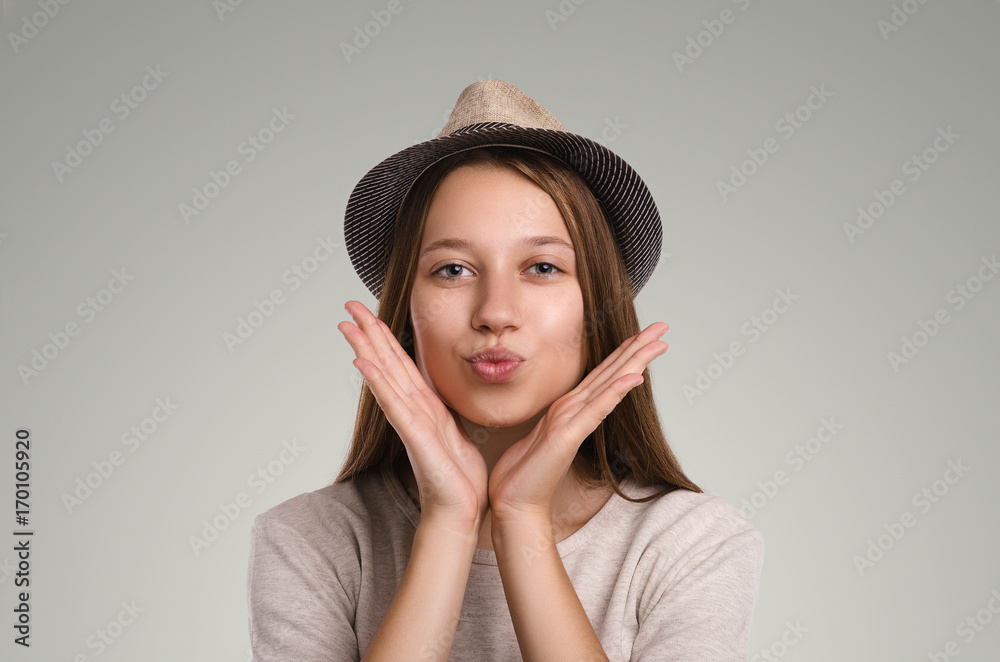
[470,271,521,334]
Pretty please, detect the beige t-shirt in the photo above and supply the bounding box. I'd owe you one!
[246,466,764,661]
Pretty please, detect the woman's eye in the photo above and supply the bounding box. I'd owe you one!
[434,263,471,279]
[526,262,561,276]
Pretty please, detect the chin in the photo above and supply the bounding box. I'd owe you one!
[454,395,547,431]
[462,406,523,429]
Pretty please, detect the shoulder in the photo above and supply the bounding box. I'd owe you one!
[246,477,392,652]
[250,469,399,557]
[619,482,764,569]
[609,486,765,658]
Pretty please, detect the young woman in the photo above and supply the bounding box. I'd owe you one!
[247,80,763,662]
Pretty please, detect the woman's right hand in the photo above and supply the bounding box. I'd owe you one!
[338,300,488,537]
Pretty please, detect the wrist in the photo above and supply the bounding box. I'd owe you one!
[490,501,553,528]
[490,509,553,541]
[490,514,557,570]
[418,512,481,546]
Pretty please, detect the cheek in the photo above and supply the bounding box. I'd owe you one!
[409,284,462,339]
[545,292,585,338]
[409,324,451,402]
[533,295,588,379]
[409,293,461,376]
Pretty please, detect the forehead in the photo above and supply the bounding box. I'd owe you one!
[421,164,570,242]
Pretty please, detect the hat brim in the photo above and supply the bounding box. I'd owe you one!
[344,122,662,300]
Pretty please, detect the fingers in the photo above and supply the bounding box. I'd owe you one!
[548,323,668,448]
[575,322,669,397]
[347,355,415,431]
[340,307,436,460]
[340,301,422,397]
[575,373,645,434]
[373,315,428,395]
[339,300,448,452]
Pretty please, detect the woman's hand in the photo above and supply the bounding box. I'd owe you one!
[338,300,489,535]
[487,321,670,523]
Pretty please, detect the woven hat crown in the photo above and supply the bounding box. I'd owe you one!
[438,79,568,137]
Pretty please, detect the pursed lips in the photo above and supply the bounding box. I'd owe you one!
[466,347,524,382]
[467,346,525,363]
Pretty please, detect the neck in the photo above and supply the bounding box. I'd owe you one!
[457,411,543,477]
[392,411,608,518]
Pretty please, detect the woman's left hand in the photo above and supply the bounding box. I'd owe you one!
[488,321,670,523]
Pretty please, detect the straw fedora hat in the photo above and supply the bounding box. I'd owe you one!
[343,79,662,299]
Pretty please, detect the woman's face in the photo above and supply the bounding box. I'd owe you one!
[408,163,588,430]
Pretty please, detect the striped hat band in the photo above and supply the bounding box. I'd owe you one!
[344,79,662,300]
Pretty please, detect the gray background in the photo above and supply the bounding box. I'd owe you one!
[2,0,998,660]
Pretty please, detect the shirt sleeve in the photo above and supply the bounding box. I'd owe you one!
[629,520,765,662]
[247,513,360,662]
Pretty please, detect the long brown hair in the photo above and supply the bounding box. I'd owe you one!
[334,145,700,503]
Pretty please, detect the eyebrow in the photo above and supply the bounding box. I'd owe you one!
[420,235,575,257]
